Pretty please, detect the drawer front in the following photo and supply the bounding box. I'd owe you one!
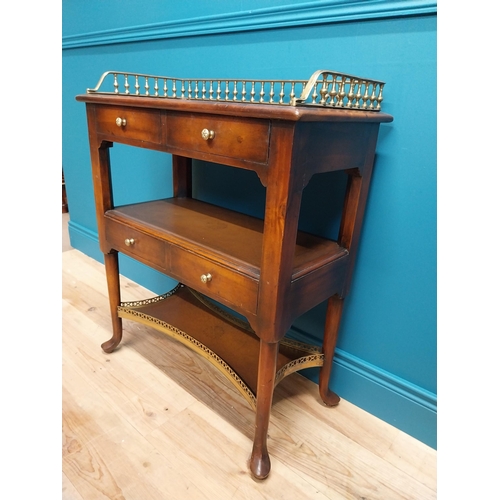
[105,219,166,270]
[166,112,270,164]
[169,245,258,314]
[95,105,162,144]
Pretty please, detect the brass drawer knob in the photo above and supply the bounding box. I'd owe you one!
[201,128,215,140]
[116,117,127,127]
[124,238,135,246]
[200,273,212,283]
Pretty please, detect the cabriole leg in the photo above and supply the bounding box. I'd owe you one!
[101,252,123,353]
[250,340,279,480]
[319,295,344,406]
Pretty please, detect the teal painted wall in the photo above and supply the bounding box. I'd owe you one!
[62,1,437,447]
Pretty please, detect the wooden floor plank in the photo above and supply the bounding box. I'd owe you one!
[62,249,436,499]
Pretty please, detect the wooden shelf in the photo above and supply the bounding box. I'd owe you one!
[118,284,324,409]
[106,197,348,281]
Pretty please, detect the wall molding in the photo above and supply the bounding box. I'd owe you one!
[62,0,437,49]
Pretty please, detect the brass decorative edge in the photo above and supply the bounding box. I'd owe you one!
[274,353,325,387]
[187,286,326,389]
[118,285,326,407]
[119,283,182,308]
[280,337,322,354]
[117,305,257,410]
[87,69,384,111]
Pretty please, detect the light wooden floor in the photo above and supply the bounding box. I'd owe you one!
[62,216,436,499]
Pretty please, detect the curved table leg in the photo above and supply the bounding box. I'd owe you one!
[319,295,344,406]
[250,340,278,480]
[101,252,123,353]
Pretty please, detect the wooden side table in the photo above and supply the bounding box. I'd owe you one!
[77,70,392,479]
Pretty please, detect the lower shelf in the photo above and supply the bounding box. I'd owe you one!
[117,284,324,409]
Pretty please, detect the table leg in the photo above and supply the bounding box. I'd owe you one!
[250,340,278,479]
[101,252,123,353]
[319,295,344,406]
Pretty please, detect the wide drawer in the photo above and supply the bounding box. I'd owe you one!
[95,105,162,144]
[168,245,258,315]
[165,112,270,164]
[105,218,166,270]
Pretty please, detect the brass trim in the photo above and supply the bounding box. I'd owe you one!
[118,284,327,410]
[275,354,324,387]
[119,283,182,308]
[87,70,385,111]
[117,304,258,410]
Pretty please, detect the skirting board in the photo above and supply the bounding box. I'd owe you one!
[67,221,437,448]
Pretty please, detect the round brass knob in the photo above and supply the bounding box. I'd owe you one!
[124,238,135,246]
[116,117,127,127]
[201,128,215,140]
[200,273,212,284]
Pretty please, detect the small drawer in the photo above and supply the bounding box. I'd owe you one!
[105,218,166,270]
[95,105,162,144]
[169,245,258,315]
[166,112,270,164]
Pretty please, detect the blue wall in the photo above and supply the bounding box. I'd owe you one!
[63,0,437,448]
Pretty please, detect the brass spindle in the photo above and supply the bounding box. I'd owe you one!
[319,79,328,105]
[347,79,355,108]
[113,73,119,94]
[369,85,377,110]
[279,81,285,104]
[289,82,296,104]
[269,82,275,103]
[260,82,265,103]
[376,84,384,111]
[355,81,363,108]
[124,75,130,95]
[312,82,318,103]
[329,78,338,106]
[339,77,346,107]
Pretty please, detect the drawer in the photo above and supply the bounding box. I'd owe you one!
[105,218,166,270]
[169,245,258,315]
[166,112,270,164]
[95,105,162,144]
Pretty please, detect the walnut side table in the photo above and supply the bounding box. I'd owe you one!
[77,70,393,479]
